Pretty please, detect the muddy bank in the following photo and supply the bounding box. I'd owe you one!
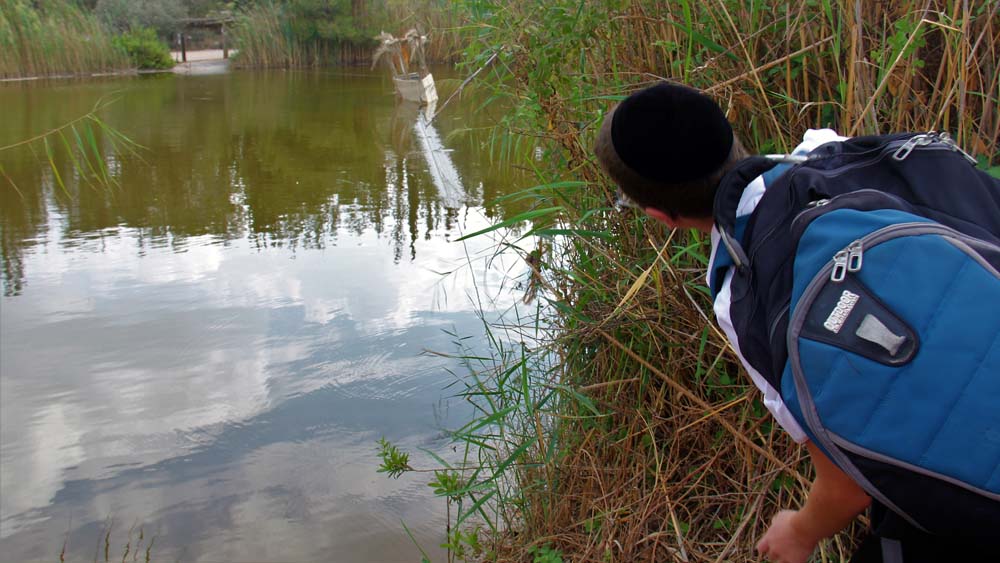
[0,70,139,83]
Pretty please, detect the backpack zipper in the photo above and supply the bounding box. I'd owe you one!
[765,192,900,351]
[745,133,967,268]
[743,135,977,352]
[826,226,1000,283]
[788,189,913,239]
[767,195,894,349]
[807,131,977,178]
[830,240,864,282]
[892,131,978,164]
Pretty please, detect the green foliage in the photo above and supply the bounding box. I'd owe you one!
[441,526,487,562]
[376,437,412,479]
[282,0,372,45]
[428,470,465,501]
[231,0,378,68]
[230,0,372,69]
[230,0,464,68]
[182,0,231,18]
[96,0,188,35]
[979,156,1000,180]
[528,544,564,563]
[112,27,175,70]
[229,1,302,68]
[879,18,927,69]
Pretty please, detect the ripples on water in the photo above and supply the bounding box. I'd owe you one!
[0,69,532,561]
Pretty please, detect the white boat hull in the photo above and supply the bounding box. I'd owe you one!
[393,73,438,105]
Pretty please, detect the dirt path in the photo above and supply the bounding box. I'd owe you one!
[170,50,234,75]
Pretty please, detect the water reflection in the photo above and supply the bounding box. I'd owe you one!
[0,71,524,296]
[0,70,530,561]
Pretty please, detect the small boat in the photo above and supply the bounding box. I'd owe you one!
[373,30,437,106]
[393,72,438,105]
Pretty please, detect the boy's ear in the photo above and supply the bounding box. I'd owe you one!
[644,208,716,233]
[644,207,675,227]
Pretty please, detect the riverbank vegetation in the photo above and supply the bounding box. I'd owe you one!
[2,0,466,77]
[0,0,183,79]
[228,0,464,68]
[388,1,999,562]
[0,0,129,79]
[111,27,175,70]
[231,0,463,68]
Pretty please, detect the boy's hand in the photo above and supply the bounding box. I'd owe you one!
[756,509,818,563]
[755,441,871,563]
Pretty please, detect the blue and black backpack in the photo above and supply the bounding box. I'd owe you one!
[709,132,1000,538]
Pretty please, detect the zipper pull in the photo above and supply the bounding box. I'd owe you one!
[937,132,979,165]
[846,240,864,273]
[831,240,863,282]
[892,133,935,161]
[807,198,830,209]
[831,249,850,282]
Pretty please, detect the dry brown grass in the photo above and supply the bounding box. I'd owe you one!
[479,226,848,562]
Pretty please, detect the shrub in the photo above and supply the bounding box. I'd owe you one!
[112,27,174,70]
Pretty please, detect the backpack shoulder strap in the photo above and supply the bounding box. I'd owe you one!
[711,156,783,271]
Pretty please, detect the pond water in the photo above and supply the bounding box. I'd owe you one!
[0,69,532,562]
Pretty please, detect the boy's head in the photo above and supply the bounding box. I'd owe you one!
[594,83,747,225]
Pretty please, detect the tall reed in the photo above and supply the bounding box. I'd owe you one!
[228,1,305,69]
[384,0,467,63]
[229,0,465,69]
[0,0,129,79]
[395,1,1000,562]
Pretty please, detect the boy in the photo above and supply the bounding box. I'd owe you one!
[593,82,998,563]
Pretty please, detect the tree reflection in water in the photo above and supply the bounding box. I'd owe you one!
[0,70,528,296]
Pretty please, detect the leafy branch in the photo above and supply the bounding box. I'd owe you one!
[376,437,413,479]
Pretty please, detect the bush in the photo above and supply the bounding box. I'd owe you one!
[112,27,174,70]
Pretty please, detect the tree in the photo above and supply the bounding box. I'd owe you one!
[95,0,188,35]
[181,0,231,18]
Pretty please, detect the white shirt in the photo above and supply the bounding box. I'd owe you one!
[707,129,847,443]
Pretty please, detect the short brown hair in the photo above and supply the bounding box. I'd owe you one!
[594,103,749,218]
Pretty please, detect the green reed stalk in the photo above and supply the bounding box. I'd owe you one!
[228,1,299,69]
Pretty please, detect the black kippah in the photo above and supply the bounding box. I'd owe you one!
[611,83,733,184]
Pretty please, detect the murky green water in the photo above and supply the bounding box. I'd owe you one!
[0,69,530,562]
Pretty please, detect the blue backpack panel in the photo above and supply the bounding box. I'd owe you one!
[711,133,1000,538]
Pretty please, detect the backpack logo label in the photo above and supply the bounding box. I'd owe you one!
[824,290,860,333]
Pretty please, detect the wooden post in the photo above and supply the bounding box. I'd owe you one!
[181,32,187,62]
[222,24,228,59]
